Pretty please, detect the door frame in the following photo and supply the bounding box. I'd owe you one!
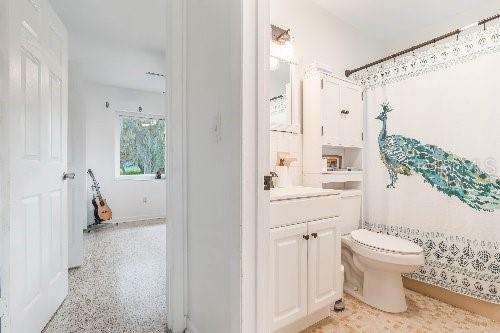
[241,0,271,331]
[166,0,188,332]
[0,1,12,328]
[166,0,270,331]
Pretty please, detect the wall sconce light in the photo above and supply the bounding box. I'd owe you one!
[271,24,294,63]
[271,25,291,45]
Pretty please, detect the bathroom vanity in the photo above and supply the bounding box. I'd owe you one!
[270,187,342,332]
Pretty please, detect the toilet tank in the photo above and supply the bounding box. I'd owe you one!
[339,190,362,236]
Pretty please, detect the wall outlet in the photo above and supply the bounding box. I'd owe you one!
[142,197,148,204]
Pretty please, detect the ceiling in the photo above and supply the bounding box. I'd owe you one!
[50,0,166,93]
[310,0,500,43]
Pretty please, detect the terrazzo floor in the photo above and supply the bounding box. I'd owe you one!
[43,221,168,333]
[302,290,500,333]
[42,220,500,333]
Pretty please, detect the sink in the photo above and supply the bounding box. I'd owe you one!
[270,186,340,201]
[270,186,341,228]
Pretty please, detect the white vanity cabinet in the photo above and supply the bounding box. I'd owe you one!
[270,223,309,329]
[307,219,340,314]
[306,74,364,149]
[270,187,342,332]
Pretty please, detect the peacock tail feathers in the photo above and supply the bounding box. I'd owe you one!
[376,104,500,212]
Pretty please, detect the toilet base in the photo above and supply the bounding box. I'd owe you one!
[363,269,407,313]
[343,271,407,313]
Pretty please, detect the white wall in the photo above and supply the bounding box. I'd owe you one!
[270,132,303,186]
[386,1,500,53]
[271,0,386,78]
[68,62,86,267]
[184,0,242,331]
[269,0,386,185]
[81,82,167,225]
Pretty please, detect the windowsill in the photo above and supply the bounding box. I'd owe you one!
[115,175,166,182]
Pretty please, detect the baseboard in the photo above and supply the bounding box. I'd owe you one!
[403,277,500,322]
[85,217,166,233]
[109,216,166,224]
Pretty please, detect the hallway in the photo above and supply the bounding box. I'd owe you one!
[43,221,168,333]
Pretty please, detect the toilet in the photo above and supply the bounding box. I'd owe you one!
[340,191,424,313]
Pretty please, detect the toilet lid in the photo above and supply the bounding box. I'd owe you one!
[351,229,422,255]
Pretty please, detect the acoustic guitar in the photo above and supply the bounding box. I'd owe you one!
[87,169,113,222]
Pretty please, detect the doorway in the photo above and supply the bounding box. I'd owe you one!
[0,0,170,331]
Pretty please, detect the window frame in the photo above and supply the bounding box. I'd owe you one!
[115,110,167,181]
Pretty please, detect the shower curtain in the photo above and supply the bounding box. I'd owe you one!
[360,26,500,303]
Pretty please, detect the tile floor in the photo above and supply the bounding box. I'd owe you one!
[303,290,500,333]
[43,221,168,333]
[43,220,500,333]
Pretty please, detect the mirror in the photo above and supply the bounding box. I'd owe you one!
[270,56,299,132]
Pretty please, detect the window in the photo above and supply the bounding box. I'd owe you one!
[117,113,166,179]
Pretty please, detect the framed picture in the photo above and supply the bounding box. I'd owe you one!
[325,155,342,171]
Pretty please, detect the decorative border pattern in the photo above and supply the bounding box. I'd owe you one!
[364,222,500,304]
[352,23,500,87]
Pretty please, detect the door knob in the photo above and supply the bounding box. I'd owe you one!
[303,234,310,240]
[311,232,318,238]
[63,172,76,180]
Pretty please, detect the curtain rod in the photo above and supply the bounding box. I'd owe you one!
[345,13,500,78]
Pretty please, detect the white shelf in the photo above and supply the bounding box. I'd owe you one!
[323,144,363,149]
[324,170,363,175]
[303,171,364,185]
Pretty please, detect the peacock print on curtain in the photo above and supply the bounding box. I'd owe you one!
[376,103,500,212]
[361,24,500,305]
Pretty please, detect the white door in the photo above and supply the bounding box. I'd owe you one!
[2,0,69,332]
[321,79,341,146]
[307,218,340,314]
[269,223,308,331]
[340,83,363,148]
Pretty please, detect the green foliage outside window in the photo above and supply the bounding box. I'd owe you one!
[119,116,166,176]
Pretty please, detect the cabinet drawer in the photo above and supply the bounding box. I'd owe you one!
[270,195,341,228]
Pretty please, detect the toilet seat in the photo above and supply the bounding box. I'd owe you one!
[351,229,422,255]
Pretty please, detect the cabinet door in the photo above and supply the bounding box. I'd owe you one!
[270,223,308,331]
[308,218,340,314]
[320,80,341,146]
[340,83,363,148]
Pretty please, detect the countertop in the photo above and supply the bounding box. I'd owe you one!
[270,186,341,201]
